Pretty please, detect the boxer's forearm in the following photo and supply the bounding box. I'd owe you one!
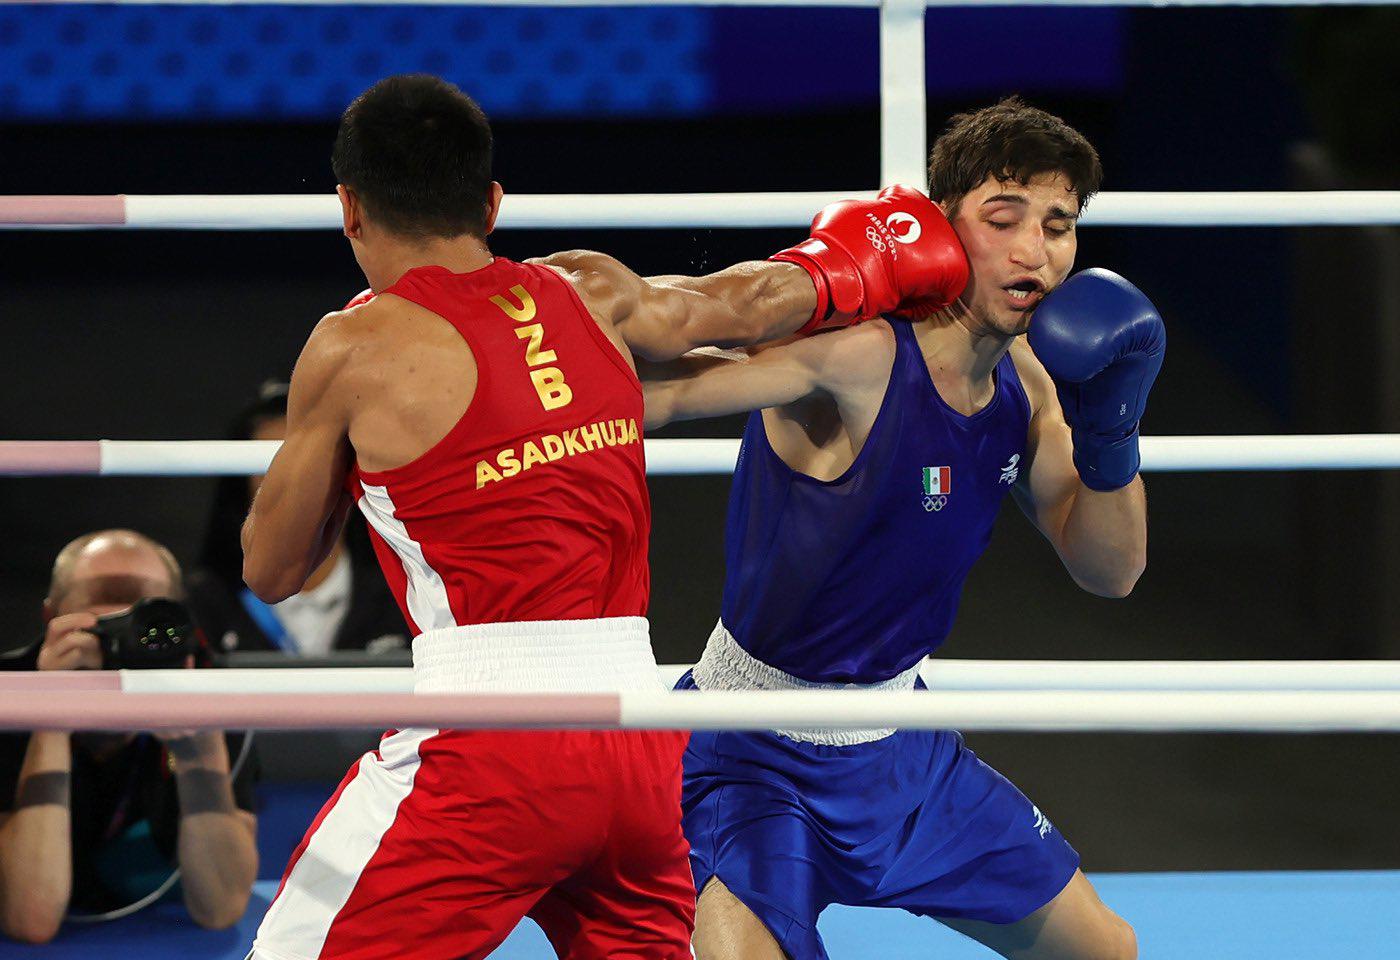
[642,333,840,429]
[1055,478,1148,598]
[640,350,746,429]
[543,251,816,362]
[645,262,817,348]
[0,733,73,943]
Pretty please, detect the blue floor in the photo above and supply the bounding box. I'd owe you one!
[6,871,1398,958]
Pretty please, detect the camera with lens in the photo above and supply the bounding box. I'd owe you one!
[92,597,196,670]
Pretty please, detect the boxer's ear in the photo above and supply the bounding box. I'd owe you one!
[338,185,363,240]
[483,182,504,236]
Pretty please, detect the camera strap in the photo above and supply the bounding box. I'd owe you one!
[100,735,154,843]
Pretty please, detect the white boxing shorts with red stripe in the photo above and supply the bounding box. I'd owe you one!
[246,617,694,960]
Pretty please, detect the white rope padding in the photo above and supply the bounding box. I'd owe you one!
[104,660,1400,695]
[0,687,1396,733]
[6,435,1400,476]
[4,192,1400,230]
[880,0,927,188]
[619,690,1400,733]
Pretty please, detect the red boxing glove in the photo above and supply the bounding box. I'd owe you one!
[772,185,969,334]
[343,288,376,309]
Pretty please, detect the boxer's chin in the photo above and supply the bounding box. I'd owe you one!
[1006,308,1035,336]
[985,304,1032,338]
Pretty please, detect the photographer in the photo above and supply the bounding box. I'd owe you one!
[0,530,258,943]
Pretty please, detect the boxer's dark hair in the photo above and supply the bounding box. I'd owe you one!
[928,97,1101,215]
[333,74,494,239]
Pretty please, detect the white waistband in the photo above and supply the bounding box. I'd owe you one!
[692,621,921,745]
[413,616,663,693]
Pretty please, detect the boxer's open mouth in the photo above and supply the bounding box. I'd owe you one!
[1003,278,1044,305]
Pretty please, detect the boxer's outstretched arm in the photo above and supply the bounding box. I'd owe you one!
[538,187,967,359]
[533,251,817,361]
[242,314,355,603]
[1010,345,1148,598]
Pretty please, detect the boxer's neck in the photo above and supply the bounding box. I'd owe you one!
[914,308,1013,388]
[363,233,494,293]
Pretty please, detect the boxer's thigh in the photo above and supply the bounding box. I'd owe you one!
[939,870,1137,960]
[875,733,1080,928]
[530,731,696,960]
[252,729,591,960]
[692,877,792,960]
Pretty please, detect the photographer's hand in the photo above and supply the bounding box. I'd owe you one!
[159,730,227,770]
[149,656,201,742]
[36,613,102,671]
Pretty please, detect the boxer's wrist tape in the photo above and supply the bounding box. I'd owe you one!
[1072,427,1140,492]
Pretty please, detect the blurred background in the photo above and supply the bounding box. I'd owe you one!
[2,3,1398,877]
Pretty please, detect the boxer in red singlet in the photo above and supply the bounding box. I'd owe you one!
[240,74,967,960]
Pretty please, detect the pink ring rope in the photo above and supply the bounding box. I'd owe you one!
[0,691,623,732]
[0,674,121,691]
[0,441,101,475]
[0,195,126,225]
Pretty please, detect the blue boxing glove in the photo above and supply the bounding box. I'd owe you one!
[1027,269,1165,491]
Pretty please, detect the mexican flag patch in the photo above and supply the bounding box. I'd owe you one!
[922,466,951,496]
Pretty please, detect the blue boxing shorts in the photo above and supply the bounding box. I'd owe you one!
[676,672,1080,960]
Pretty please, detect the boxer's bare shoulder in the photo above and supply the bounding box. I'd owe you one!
[298,295,478,473]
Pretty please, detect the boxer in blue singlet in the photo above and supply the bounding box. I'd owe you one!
[645,98,1164,960]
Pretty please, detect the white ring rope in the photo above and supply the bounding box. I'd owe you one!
[5,435,1400,476]
[0,686,1396,733]
[4,192,1400,230]
[880,0,927,188]
[97,660,1400,695]
[4,0,1393,8]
